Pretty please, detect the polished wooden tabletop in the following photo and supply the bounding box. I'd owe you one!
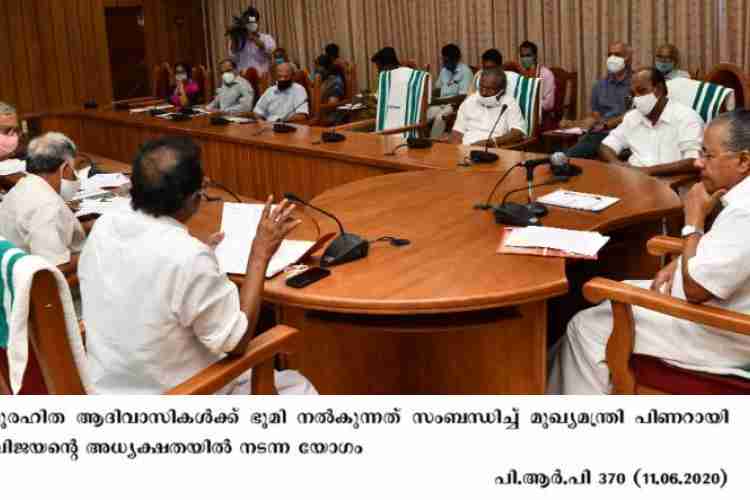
[262,162,682,315]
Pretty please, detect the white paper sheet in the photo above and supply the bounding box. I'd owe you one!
[551,127,586,135]
[503,226,610,257]
[214,203,315,278]
[537,189,619,212]
[72,187,110,201]
[129,104,173,113]
[0,159,26,176]
[81,173,131,190]
[75,196,132,217]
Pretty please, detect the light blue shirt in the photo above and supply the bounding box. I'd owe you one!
[254,83,309,122]
[208,76,255,113]
[436,63,473,97]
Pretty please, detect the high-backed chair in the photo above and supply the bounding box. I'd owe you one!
[336,67,431,138]
[583,235,750,395]
[705,63,750,110]
[549,67,578,122]
[502,61,523,74]
[292,69,312,101]
[151,62,173,99]
[3,266,301,395]
[307,64,356,126]
[241,67,263,106]
[191,64,212,105]
[666,78,734,123]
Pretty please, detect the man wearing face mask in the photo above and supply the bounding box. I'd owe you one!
[449,68,526,147]
[0,132,86,270]
[655,43,691,81]
[206,59,255,114]
[427,44,474,138]
[600,67,703,176]
[0,102,27,162]
[251,63,309,123]
[519,41,555,112]
[228,6,276,76]
[561,41,633,159]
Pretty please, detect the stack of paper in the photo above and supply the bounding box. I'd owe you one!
[337,103,366,111]
[0,159,26,176]
[552,127,586,135]
[222,116,255,124]
[537,189,619,212]
[503,226,610,257]
[75,196,132,218]
[214,203,316,278]
[72,187,110,201]
[81,173,130,191]
[129,104,173,113]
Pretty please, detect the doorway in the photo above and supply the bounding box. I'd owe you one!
[105,6,149,100]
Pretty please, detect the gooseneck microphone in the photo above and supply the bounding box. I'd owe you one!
[273,98,310,133]
[474,163,522,210]
[469,103,508,164]
[493,176,569,226]
[284,192,369,267]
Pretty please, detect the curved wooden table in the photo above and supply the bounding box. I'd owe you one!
[258,164,681,394]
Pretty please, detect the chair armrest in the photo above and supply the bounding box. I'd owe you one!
[647,236,684,257]
[584,278,750,336]
[336,118,376,132]
[164,325,300,395]
[376,121,427,136]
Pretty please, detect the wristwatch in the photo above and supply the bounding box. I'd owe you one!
[681,225,704,237]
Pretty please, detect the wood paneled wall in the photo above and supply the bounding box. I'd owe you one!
[0,0,113,115]
[142,0,207,72]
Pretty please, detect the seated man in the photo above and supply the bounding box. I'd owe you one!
[0,102,27,161]
[600,67,703,176]
[0,132,85,272]
[427,43,474,137]
[655,43,691,80]
[561,41,633,159]
[468,48,503,95]
[79,136,316,395]
[325,43,345,67]
[549,110,750,394]
[206,58,255,114]
[518,40,555,113]
[449,68,526,147]
[251,62,309,122]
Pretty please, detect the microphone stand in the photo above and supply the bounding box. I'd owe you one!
[272,97,310,133]
[524,164,549,217]
[469,103,508,164]
[493,177,569,226]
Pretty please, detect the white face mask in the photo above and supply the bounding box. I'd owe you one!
[247,17,259,32]
[59,162,80,202]
[175,73,188,82]
[633,92,659,117]
[222,72,236,85]
[478,91,503,108]
[606,55,626,74]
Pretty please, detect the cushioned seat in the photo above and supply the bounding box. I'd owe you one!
[631,354,750,395]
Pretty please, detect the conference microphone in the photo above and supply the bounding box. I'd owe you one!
[469,103,508,164]
[474,162,522,210]
[385,137,434,156]
[284,192,369,267]
[321,109,349,143]
[492,176,570,226]
[520,152,582,178]
[272,98,309,133]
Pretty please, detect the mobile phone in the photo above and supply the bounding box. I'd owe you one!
[286,267,331,288]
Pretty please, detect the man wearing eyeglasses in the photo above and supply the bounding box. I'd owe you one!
[599,67,704,176]
[549,109,750,394]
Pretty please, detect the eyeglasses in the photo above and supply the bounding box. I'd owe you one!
[697,150,747,161]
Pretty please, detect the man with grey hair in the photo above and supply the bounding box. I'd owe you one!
[251,62,309,122]
[0,132,86,269]
[549,109,750,394]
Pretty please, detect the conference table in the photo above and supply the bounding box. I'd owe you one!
[80,137,682,394]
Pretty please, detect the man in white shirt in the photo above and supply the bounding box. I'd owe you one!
[427,43,474,138]
[206,59,255,114]
[251,63,309,123]
[655,44,691,81]
[600,67,703,176]
[449,68,526,147]
[79,136,316,395]
[549,110,750,394]
[227,6,276,76]
[0,132,85,271]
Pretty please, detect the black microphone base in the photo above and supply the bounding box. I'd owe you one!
[526,201,548,217]
[407,137,433,149]
[493,202,542,226]
[322,131,346,143]
[470,150,499,163]
[320,233,370,267]
[551,163,582,177]
[273,123,296,133]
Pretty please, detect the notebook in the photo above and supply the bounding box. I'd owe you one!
[536,189,619,212]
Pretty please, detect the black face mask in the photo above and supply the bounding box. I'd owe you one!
[277,80,292,91]
[444,60,458,72]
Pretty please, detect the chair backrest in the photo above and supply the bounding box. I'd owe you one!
[191,65,211,105]
[241,67,262,105]
[502,61,523,74]
[705,63,750,109]
[375,67,431,138]
[292,69,312,101]
[151,62,172,98]
[512,75,542,137]
[549,66,578,121]
[666,77,734,123]
[335,61,357,100]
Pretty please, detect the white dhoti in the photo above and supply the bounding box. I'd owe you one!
[228,368,318,395]
[547,280,750,394]
[427,104,454,138]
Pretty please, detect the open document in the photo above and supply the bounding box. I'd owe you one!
[214,202,317,278]
[502,226,610,258]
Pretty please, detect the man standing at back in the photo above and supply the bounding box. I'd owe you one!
[79,136,316,395]
[228,6,276,76]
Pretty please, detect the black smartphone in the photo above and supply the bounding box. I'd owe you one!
[286,267,331,288]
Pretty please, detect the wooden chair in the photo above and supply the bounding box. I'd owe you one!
[292,69,313,101]
[3,269,301,395]
[583,235,750,395]
[151,62,173,99]
[502,61,523,74]
[191,65,212,105]
[705,63,750,110]
[241,67,263,106]
[549,67,578,122]
[666,78,733,123]
[402,60,431,73]
[307,64,356,126]
[336,68,431,137]
[504,74,543,151]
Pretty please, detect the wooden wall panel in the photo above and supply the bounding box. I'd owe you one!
[143,0,207,70]
[0,0,113,115]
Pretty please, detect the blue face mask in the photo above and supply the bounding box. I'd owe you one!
[655,61,674,75]
[275,57,285,65]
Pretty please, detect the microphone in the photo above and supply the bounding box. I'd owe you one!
[385,137,434,156]
[469,103,508,164]
[321,109,349,143]
[273,98,309,133]
[473,163,521,210]
[549,151,582,177]
[492,176,570,226]
[284,192,369,267]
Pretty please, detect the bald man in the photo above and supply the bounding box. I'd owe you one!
[251,62,309,122]
[561,41,634,159]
